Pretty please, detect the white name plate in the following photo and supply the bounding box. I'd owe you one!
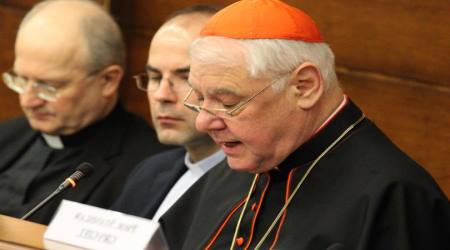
[44,200,168,250]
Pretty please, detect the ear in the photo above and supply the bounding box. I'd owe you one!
[289,62,324,109]
[99,65,124,97]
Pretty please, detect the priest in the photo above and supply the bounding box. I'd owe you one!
[160,0,450,249]
[0,0,170,224]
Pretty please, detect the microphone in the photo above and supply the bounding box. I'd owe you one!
[21,162,94,220]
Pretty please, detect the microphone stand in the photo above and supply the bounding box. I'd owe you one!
[21,189,62,220]
[20,162,93,221]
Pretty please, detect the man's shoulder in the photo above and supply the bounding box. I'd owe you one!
[131,147,186,174]
[116,147,186,198]
[0,116,33,140]
[0,116,28,129]
[142,147,186,162]
[337,121,445,198]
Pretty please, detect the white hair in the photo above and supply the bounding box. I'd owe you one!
[190,36,338,91]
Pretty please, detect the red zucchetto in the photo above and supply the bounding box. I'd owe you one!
[201,0,323,42]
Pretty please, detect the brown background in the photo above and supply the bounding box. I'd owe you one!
[0,0,449,197]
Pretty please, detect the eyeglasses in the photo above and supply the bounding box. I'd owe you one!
[2,71,60,102]
[183,76,285,118]
[133,72,191,95]
[2,70,98,102]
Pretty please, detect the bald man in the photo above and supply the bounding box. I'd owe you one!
[111,5,224,221]
[0,0,170,224]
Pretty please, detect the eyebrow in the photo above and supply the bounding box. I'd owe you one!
[13,71,69,86]
[188,82,244,98]
[146,65,190,75]
[210,87,244,98]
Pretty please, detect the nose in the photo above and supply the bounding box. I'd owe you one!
[150,78,177,103]
[19,84,46,109]
[195,109,226,133]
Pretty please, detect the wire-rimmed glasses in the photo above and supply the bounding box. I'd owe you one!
[2,69,99,102]
[183,76,285,118]
[2,71,59,102]
[133,72,191,95]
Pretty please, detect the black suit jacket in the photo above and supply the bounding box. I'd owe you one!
[111,148,187,219]
[0,105,173,224]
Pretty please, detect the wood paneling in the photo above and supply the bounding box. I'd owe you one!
[0,0,41,9]
[119,31,152,122]
[112,0,450,87]
[0,3,28,121]
[293,0,450,87]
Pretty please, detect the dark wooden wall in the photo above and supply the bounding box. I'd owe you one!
[0,1,39,120]
[1,0,449,197]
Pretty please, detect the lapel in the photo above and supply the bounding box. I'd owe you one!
[0,118,38,172]
[142,155,187,218]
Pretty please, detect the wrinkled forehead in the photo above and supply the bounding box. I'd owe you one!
[189,37,249,86]
[188,58,261,97]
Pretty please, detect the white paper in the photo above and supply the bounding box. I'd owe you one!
[44,200,168,250]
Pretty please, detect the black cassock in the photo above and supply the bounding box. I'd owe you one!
[161,100,450,250]
[0,103,171,224]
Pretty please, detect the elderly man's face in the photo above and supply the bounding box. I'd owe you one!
[14,29,109,135]
[190,60,306,172]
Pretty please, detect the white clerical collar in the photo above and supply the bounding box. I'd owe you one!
[314,94,348,133]
[41,133,64,149]
[184,150,226,176]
